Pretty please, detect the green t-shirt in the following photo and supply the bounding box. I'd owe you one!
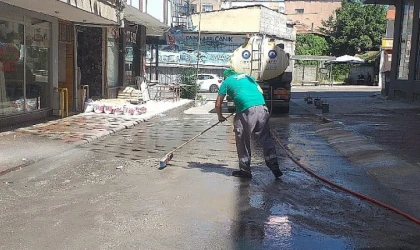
[218,73,265,113]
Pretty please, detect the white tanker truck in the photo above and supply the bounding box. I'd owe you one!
[227,35,291,113]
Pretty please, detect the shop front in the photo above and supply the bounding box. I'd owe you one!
[104,21,146,99]
[0,3,54,123]
[123,5,169,85]
[0,0,121,126]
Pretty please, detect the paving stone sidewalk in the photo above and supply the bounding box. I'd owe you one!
[0,100,192,174]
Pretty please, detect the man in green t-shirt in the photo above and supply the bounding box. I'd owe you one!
[215,69,283,179]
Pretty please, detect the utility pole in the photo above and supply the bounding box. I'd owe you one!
[194,0,202,103]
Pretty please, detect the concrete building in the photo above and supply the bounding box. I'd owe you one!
[221,0,285,13]
[284,0,341,32]
[365,0,420,101]
[217,1,341,34]
[190,0,222,13]
[149,5,296,84]
[190,5,295,45]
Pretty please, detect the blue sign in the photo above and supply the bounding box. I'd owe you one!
[147,33,247,66]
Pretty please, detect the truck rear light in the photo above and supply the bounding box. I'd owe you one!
[273,89,288,95]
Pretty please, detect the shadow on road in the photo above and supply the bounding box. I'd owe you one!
[186,161,232,177]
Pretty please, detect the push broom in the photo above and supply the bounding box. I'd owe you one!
[159,112,235,169]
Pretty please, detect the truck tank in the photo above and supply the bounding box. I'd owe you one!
[230,36,290,81]
[228,35,292,114]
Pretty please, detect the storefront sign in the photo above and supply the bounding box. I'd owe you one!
[381,38,393,49]
[147,50,232,66]
[163,33,245,53]
[147,33,246,66]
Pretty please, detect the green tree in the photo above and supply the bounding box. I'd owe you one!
[296,34,329,56]
[320,0,387,56]
[295,34,329,65]
[179,67,199,99]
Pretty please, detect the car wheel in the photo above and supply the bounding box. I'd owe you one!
[209,84,219,93]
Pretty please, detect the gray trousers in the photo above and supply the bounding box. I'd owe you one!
[233,105,279,173]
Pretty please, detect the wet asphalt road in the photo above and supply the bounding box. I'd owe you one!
[1,93,420,249]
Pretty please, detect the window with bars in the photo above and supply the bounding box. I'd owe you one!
[202,4,213,12]
[59,22,73,43]
[295,9,304,14]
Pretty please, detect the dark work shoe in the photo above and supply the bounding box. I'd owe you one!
[232,170,252,179]
[272,169,283,179]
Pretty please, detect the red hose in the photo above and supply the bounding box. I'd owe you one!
[271,129,420,226]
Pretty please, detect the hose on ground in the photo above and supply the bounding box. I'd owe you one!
[270,129,420,226]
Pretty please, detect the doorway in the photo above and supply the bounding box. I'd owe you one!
[77,26,103,100]
[58,21,75,111]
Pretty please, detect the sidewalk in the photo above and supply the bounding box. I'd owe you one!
[0,99,193,175]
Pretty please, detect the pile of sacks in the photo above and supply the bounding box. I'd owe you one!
[84,99,147,116]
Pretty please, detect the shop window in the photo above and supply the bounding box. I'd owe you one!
[107,27,120,87]
[397,0,414,80]
[0,18,50,116]
[124,28,137,86]
[0,20,25,115]
[27,25,50,109]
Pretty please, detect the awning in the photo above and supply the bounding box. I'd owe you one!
[291,55,336,61]
[124,6,169,36]
[0,0,120,25]
[327,55,365,64]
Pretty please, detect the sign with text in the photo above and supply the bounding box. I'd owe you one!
[146,33,246,66]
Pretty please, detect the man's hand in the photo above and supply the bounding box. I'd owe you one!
[218,115,227,122]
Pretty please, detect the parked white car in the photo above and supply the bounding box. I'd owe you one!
[197,74,223,93]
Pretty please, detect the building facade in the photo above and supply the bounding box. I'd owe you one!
[217,0,340,33]
[0,0,123,126]
[190,0,222,13]
[366,0,420,101]
[0,0,170,127]
[284,0,341,32]
[221,0,285,13]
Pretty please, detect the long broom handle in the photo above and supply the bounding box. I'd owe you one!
[167,112,235,155]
